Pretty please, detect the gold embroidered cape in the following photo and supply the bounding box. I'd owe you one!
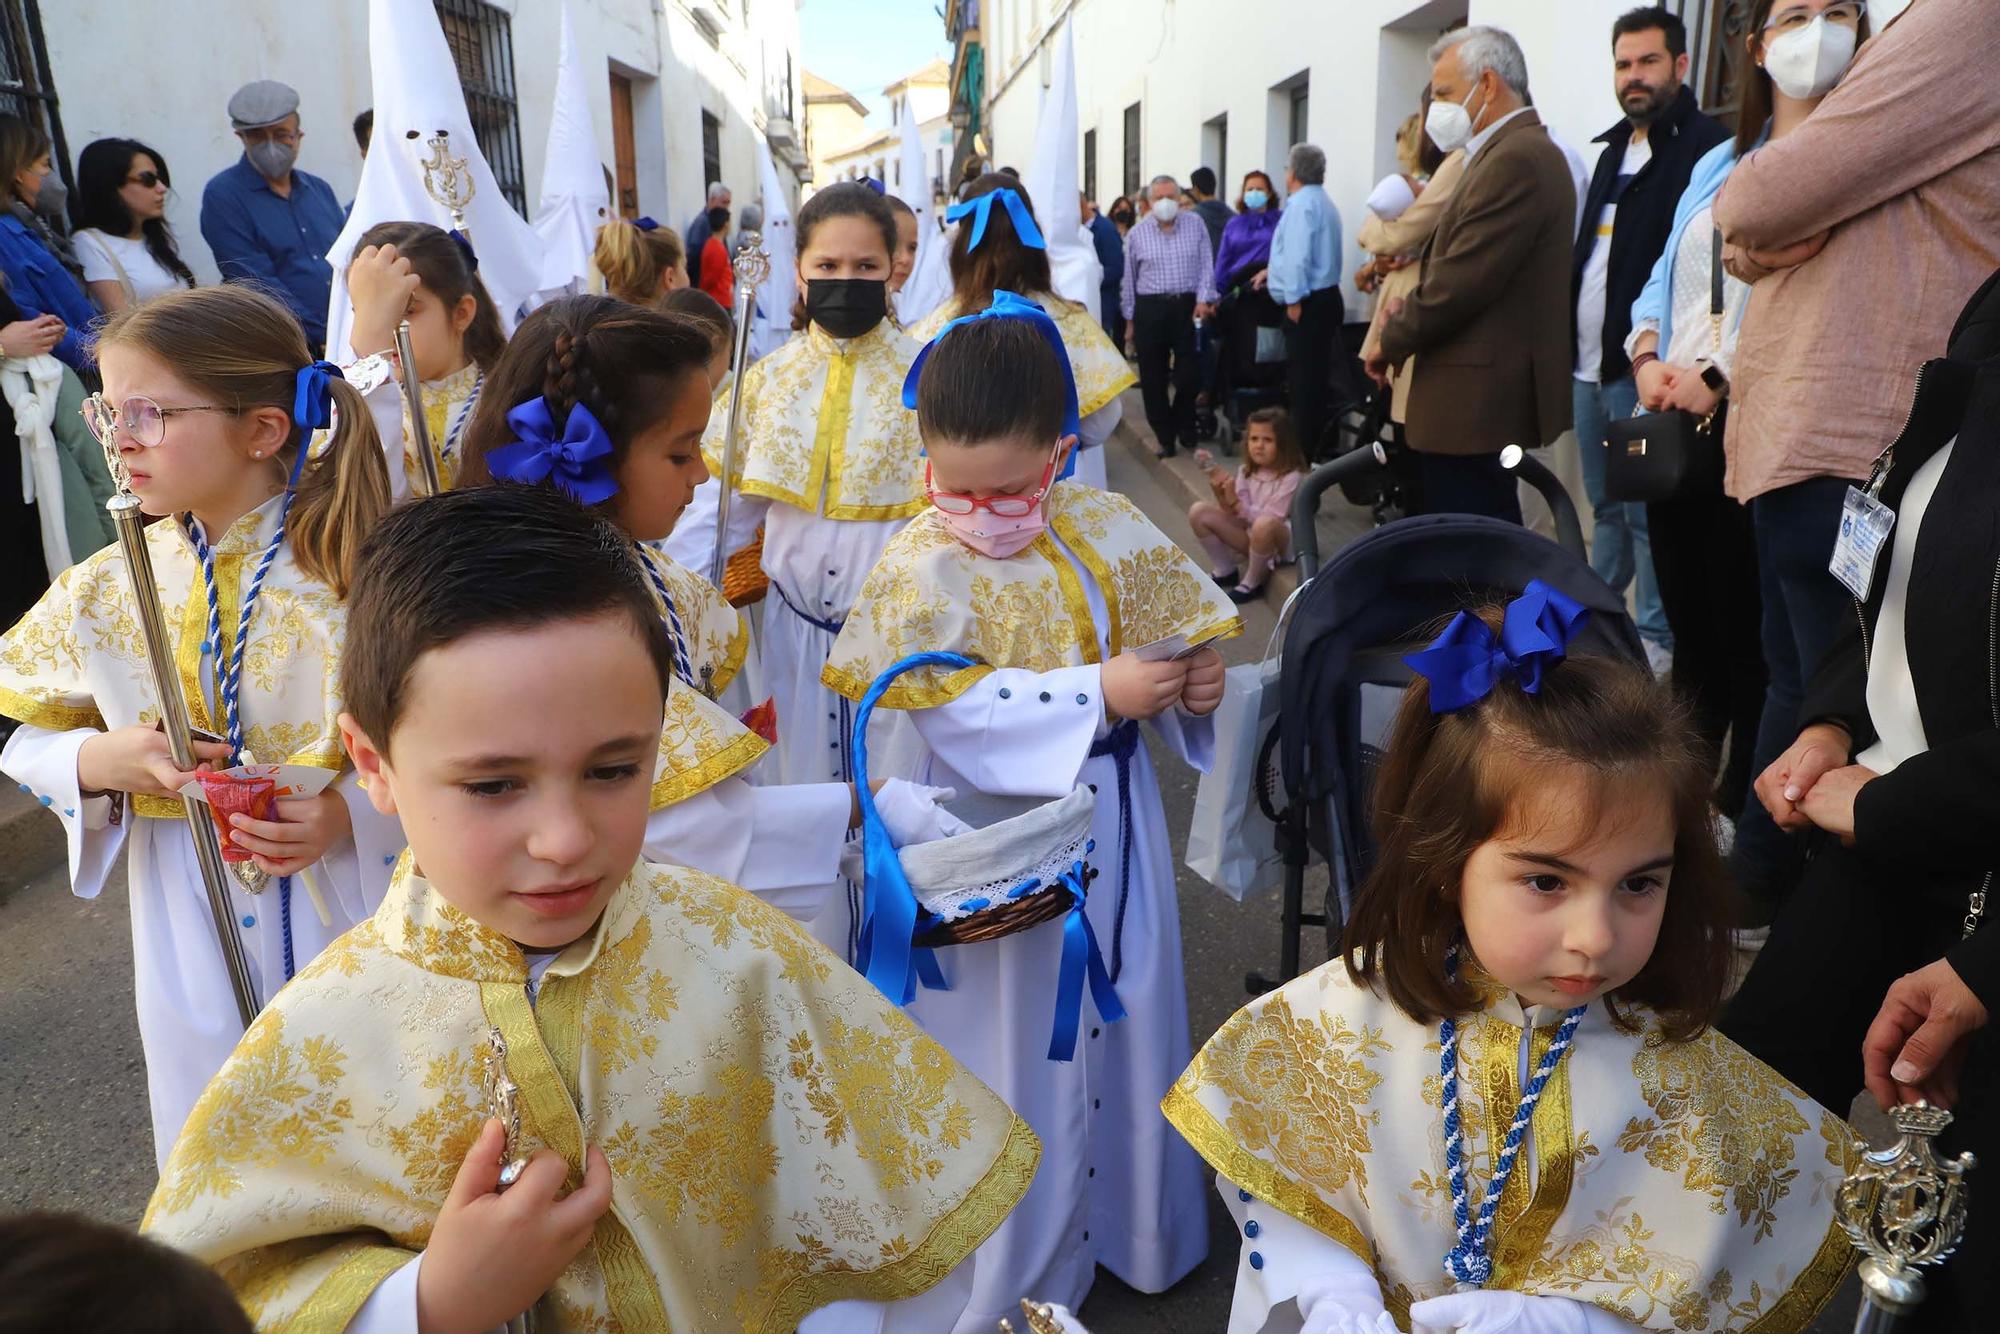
[402,361,482,493]
[700,322,926,521]
[143,857,1040,1332]
[1162,961,1855,1333]
[821,482,1243,709]
[0,493,348,819]
[632,545,766,808]
[909,291,1136,419]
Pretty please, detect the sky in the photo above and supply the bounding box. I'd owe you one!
[797,0,954,131]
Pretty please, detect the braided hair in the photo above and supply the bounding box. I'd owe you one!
[455,294,712,502]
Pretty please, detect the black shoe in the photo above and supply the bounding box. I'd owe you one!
[1227,582,1267,604]
[1152,444,1178,460]
[1210,568,1240,587]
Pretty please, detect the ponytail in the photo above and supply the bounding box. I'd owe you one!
[594,218,684,308]
[289,377,393,597]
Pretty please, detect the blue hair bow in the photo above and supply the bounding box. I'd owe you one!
[944,186,1046,252]
[633,216,660,232]
[902,289,1082,475]
[292,360,344,432]
[447,227,478,272]
[1403,580,1590,714]
[486,397,620,506]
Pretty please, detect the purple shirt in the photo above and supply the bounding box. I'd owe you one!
[1213,208,1282,292]
[1120,213,1219,319]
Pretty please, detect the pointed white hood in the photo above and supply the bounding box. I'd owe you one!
[891,97,951,328]
[531,4,611,295]
[748,140,797,361]
[324,0,545,360]
[1023,20,1102,321]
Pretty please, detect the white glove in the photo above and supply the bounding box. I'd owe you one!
[871,780,975,848]
[1410,1290,1634,1334]
[1303,1307,1401,1334]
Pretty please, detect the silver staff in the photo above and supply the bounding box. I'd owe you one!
[99,437,259,1027]
[394,320,444,496]
[710,230,771,589]
[1838,1100,1975,1331]
[418,130,476,246]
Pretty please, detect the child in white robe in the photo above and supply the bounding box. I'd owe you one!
[454,293,959,951]
[0,286,401,1165]
[823,291,1241,1330]
[1164,586,1852,1333]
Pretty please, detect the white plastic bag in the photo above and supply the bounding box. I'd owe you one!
[1185,657,1285,900]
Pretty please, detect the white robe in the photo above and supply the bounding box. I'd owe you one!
[1,725,404,1166]
[888,530,1213,1330]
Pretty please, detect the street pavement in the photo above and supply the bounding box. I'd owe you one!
[0,412,1862,1331]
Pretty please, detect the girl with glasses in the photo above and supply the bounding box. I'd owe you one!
[0,285,399,1168]
[70,137,198,314]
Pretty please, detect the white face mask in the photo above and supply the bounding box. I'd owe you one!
[1762,15,1857,100]
[1151,196,1180,223]
[1425,84,1487,154]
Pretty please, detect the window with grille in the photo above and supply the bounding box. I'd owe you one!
[434,0,527,214]
[1083,127,1097,203]
[702,111,723,195]
[0,0,69,189]
[1289,82,1310,147]
[1122,102,1141,198]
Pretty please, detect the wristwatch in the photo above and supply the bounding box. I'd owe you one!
[1696,358,1728,393]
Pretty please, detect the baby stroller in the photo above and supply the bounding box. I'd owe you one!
[1212,279,1289,450]
[1244,447,1646,993]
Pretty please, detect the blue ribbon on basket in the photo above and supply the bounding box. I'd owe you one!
[851,651,973,1005]
[945,186,1047,251]
[902,289,1082,478]
[486,397,621,506]
[1049,854,1125,1061]
[1402,580,1590,714]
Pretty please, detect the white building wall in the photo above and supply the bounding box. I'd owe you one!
[40,0,802,284]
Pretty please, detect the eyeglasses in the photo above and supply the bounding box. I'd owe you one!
[83,394,235,448]
[126,171,163,189]
[925,447,1060,517]
[1767,1,1865,33]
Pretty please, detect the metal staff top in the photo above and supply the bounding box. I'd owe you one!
[418,129,475,245]
[1838,1099,1976,1325]
[710,231,772,589]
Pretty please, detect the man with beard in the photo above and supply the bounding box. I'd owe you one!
[1570,6,1728,674]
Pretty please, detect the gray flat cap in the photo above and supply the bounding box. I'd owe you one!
[228,80,300,130]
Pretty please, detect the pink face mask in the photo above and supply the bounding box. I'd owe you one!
[927,443,1062,559]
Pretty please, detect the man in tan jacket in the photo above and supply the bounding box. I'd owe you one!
[1368,26,1577,524]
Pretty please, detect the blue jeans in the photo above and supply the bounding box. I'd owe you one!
[1572,377,1670,646]
[1730,475,1859,909]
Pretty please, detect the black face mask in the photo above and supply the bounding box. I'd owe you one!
[805,277,887,339]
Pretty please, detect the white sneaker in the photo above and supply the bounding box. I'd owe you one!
[1733,925,1771,952]
[1643,639,1673,677]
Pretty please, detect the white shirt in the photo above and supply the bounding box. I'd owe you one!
[73,228,186,305]
[1574,134,1653,383]
[1544,127,1594,237]
[1464,106,1532,161]
[1856,439,1954,775]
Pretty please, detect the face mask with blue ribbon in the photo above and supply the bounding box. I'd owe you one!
[944,186,1047,252]
[1402,580,1590,714]
[902,289,1083,479]
[485,396,621,507]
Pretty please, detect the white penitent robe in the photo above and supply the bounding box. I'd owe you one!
[824,483,1244,1329]
[1164,963,1857,1334]
[0,492,404,1165]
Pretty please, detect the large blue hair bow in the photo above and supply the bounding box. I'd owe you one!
[1403,580,1590,714]
[486,397,620,506]
[902,289,1082,475]
[944,186,1047,252]
[292,360,344,432]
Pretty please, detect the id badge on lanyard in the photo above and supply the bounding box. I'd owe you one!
[1829,483,1896,601]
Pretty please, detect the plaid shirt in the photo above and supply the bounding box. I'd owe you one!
[1120,213,1219,319]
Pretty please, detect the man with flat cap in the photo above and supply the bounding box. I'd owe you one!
[200,80,346,352]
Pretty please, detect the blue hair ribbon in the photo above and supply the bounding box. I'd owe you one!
[486,397,620,506]
[633,216,660,232]
[448,227,479,271]
[1403,579,1590,714]
[902,288,1083,477]
[291,360,343,433]
[944,186,1047,251]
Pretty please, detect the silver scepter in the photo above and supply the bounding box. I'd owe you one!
[1838,1100,1976,1331]
[418,129,476,247]
[98,433,259,1027]
[393,321,444,496]
[709,230,771,590]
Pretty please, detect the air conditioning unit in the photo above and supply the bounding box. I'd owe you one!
[765,116,798,150]
[689,2,726,38]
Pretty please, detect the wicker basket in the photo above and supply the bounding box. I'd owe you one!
[722,528,768,607]
[916,883,1072,947]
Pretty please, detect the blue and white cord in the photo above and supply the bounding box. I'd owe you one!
[635,545,696,688]
[1438,947,1586,1288]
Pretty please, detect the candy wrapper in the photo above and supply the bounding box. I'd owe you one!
[195,770,276,862]
[740,697,779,746]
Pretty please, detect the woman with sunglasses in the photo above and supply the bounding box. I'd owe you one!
[70,138,198,314]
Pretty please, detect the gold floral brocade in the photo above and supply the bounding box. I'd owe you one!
[630,545,766,808]
[909,291,1137,419]
[701,321,927,520]
[1162,962,1855,1333]
[144,857,1039,1331]
[822,482,1243,708]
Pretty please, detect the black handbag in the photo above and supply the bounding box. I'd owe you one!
[1602,229,1728,504]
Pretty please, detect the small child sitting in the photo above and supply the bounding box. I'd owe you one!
[1189,405,1308,603]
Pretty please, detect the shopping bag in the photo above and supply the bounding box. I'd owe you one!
[1185,656,1284,900]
